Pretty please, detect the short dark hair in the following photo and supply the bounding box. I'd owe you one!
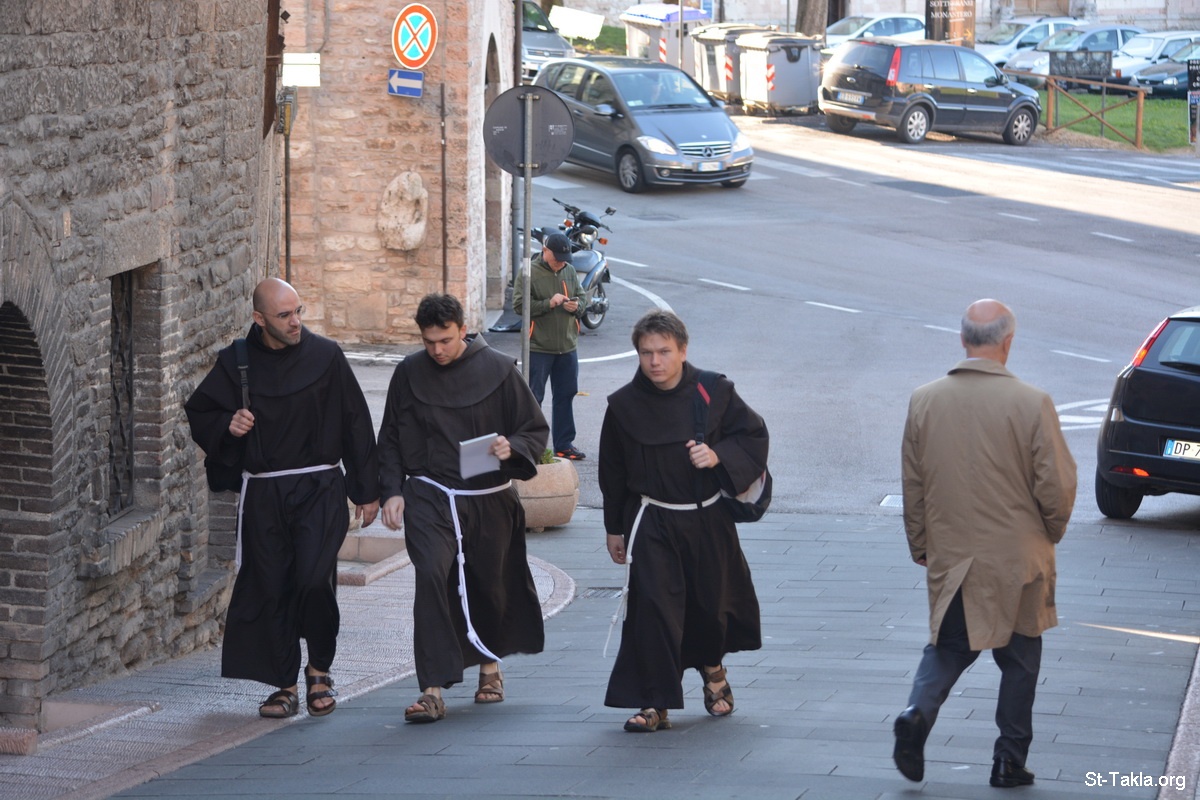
[415,293,464,330]
[631,309,688,350]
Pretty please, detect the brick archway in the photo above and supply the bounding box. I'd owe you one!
[0,197,74,730]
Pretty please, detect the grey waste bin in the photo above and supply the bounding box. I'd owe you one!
[620,3,711,76]
[736,32,823,114]
[691,23,773,102]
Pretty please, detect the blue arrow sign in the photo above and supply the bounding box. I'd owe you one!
[388,69,423,98]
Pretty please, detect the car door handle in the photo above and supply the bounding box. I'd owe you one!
[967,88,978,93]
[923,84,935,90]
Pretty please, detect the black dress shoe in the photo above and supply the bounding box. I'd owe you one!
[990,758,1035,788]
[892,705,927,782]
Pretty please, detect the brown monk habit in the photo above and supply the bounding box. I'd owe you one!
[184,324,379,688]
[377,334,549,689]
[600,362,768,711]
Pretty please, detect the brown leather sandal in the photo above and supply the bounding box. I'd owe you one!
[475,670,504,704]
[624,708,671,732]
[702,665,734,717]
[404,693,446,723]
[305,670,337,717]
[258,688,299,719]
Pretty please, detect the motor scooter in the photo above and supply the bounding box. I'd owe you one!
[531,198,615,330]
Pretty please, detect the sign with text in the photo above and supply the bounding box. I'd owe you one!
[925,0,975,47]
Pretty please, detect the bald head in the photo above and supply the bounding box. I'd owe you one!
[252,278,304,349]
[961,299,1015,363]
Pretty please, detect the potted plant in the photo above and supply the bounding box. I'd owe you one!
[515,448,579,531]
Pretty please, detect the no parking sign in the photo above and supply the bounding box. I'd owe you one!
[392,4,438,71]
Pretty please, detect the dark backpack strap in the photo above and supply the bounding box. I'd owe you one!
[692,370,717,444]
[234,338,250,409]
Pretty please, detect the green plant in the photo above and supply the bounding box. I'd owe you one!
[572,25,626,55]
[539,447,556,465]
[1036,89,1192,151]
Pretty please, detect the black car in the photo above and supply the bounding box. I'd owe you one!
[817,38,1041,145]
[1128,41,1200,98]
[1096,307,1200,518]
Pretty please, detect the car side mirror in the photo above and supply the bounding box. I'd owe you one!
[594,103,618,117]
[985,74,1005,87]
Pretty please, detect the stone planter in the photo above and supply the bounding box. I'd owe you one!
[516,457,579,531]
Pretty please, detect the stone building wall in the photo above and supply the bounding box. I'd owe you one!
[281,0,513,343]
[0,0,281,735]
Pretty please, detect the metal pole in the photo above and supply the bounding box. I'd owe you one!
[678,4,684,71]
[440,83,448,291]
[520,89,535,381]
[284,125,292,284]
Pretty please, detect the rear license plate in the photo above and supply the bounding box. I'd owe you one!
[697,161,721,172]
[837,90,866,105]
[1163,439,1200,460]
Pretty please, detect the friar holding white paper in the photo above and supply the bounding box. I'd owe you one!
[378,293,549,724]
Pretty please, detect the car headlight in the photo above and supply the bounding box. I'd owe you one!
[1163,76,1178,85]
[636,135,677,156]
[733,131,750,151]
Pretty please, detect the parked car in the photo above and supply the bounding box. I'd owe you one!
[1091,29,1200,90]
[974,15,1082,67]
[818,38,1041,145]
[1127,41,1200,97]
[1096,307,1200,519]
[1005,23,1145,87]
[521,0,575,82]
[534,56,754,192]
[824,13,925,47]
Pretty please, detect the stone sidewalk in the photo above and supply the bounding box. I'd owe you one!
[1,509,1197,800]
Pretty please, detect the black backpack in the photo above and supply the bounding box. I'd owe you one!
[204,338,250,493]
[692,370,771,522]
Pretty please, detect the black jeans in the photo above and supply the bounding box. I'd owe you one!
[907,588,1042,765]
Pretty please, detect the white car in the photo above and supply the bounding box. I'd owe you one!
[1005,23,1145,87]
[824,13,925,47]
[1104,30,1200,87]
[975,15,1081,67]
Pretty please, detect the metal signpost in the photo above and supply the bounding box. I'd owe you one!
[482,87,574,379]
[1189,59,1199,149]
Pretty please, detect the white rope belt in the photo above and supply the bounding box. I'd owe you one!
[415,475,514,663]
[604,491,722,657]
[235,463,340,568]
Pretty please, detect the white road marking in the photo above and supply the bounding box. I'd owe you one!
[752,156,832,178]
[612,275,672,312]
[699,278,751,291]
[999,212,1038,222]
[1091,232,1134,243]
[1052,350,1112,363]
[581,350,637,364]
[827,176,866,187]
[806,301,861,314]
[532,175,584,189]
[1056,398,1111,431]
[911,194,950,204]
[607,256,648,268]
[925,325,958,333]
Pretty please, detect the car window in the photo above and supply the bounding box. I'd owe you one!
[959,50,998,83]
[828,41,894,75]
[866,18,895,36]
[1171,42,1200,62]
[827,15,871,36]
[1120,35,1158,57]
[1083,31,1116,51]
[549,64,587,98]
[1162,38,1194,58]
[581,72,617,107]
[1040,29,1085,51]
[1020,24,1048,46]
[980,22,1021,44]
[928,47,960,79]
[900,47,923,80]
[1119,28,1144,46]
[1150,321,1200,370]
[896,18,923,35]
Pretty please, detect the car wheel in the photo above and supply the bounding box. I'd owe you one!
[720,178,747,188]
[826,114,857,134]
[897,105,930,144]
[1095,470,1144,519]
[1003,107,1036,145]
[617,150,645,194]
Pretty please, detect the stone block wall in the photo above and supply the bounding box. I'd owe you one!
[0,0,281,731]
[281,0,513,343]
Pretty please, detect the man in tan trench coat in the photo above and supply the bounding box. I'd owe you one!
[893,299,1076,789]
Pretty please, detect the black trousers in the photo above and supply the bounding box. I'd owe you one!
[907,589,1042,765]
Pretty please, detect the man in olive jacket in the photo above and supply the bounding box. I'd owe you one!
[894,299,1077,789]
[513,232,587,460]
